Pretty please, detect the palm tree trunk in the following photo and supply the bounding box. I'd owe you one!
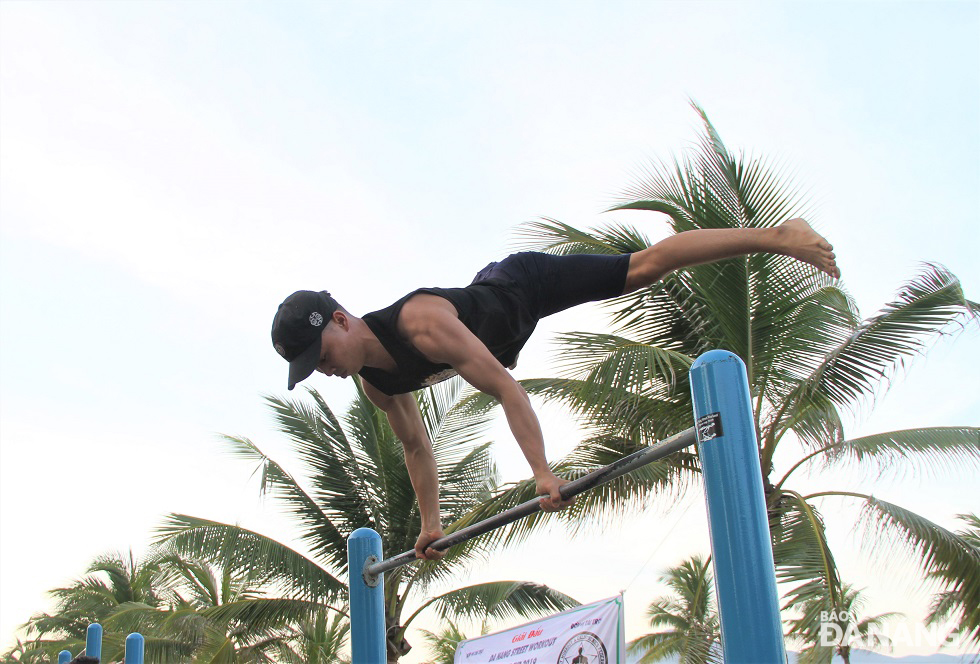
[386,613,411,662]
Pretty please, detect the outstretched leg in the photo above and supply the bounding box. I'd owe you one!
[622,218,839,294]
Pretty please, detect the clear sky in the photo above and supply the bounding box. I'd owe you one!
[1,1,978,660]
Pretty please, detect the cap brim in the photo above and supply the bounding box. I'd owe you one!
[287,337,322,390]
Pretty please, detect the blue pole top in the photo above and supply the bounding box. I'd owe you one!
[690,348,743,370]
[125,632,145,664]
[85,623,103,660]
[349,527,382,543]
[58,650,72,664]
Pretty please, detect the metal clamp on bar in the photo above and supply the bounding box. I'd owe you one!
[361,555,380,588]
[363,426,697,584]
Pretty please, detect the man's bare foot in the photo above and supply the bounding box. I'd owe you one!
[775,218,840,279]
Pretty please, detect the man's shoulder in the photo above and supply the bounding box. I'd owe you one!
[398,292,461,339]
[364,289,420,317]
[400,291,458,314]
[364,287,447,315]
[360,288,460,358]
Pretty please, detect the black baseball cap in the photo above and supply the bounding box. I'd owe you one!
[271,290,340,390]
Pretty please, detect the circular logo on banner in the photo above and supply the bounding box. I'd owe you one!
[309,312,324,326]
[557,632,607,664]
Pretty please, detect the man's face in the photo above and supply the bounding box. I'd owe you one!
[315,312,359,379]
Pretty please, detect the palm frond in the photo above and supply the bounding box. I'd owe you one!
[902,512,980,649]
[282,610,351,664]
[629,629,722,664]
[418,619,473,664]
[421,379,499,528]
[420,378,491,452]
[614,101,814,230]
[414,581,579,625]
[659,556,715,625]
[770,491,841,611]
[858,499,980,643]
[459,376,694,447]
[788,582,900,663]
[154,515,345,602]
[440,431,699,560]
[782,427,980,485]
[342,383,418,555]
[770,388,846,457]
[604,103,833,386]
[288,388,391,533]
[629,556,721,664]
[550,331,693,403]
[222,432,352,572]
[784,264,978,419]
[630,555,721,664]
[199,598,339,633]
[754,281,858,438]
[512,218,651,256]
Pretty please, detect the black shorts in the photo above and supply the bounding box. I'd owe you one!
[471,251,632,319]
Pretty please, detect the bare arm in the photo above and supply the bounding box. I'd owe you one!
[360,378,445,560]
[399,296,572,510]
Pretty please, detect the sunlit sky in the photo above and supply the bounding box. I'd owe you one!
[1,1,978,660]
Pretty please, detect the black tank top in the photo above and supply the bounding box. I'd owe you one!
[358,278,538,395]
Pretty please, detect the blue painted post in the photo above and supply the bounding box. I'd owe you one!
[85,623,103,661]
[348,528,386,664]
[58,650,71,664]
[125,632,145,664]
[690,350,786,662]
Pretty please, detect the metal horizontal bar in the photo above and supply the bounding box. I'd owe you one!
[364,426,697,582]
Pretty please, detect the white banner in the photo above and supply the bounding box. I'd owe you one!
[453,595,626,664]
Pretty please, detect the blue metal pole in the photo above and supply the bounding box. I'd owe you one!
[125,632,145,664]
[690,350,786,662]
[348,528,386,664]
[85,623,103,661]
[58,650,71,664]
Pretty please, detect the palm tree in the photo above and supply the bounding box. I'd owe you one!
[9,547,292,663]
[157,379,579,662]
[456,103,978,638]
[1,639,47,664]
[26,549,163,630]
[788,582,899,664]
[272,610,351,664]
[628,556,721,664]
[10,550,187,663]
[418,619,482,664]
[925,513,980,652]
[107,548,299,662]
